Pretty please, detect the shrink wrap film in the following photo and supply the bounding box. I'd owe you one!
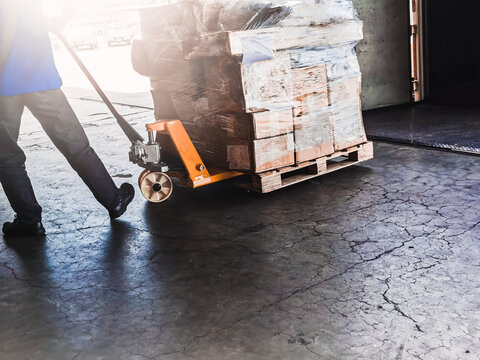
[133,0,366,172]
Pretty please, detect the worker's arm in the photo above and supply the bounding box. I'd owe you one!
[45,0,78,32]
[0,0,20,69]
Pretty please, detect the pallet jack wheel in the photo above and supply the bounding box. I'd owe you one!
[138,171,173,203]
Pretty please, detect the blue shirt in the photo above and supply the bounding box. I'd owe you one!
[0,1,62,96]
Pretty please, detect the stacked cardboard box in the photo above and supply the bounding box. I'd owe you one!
[132,0,367,173]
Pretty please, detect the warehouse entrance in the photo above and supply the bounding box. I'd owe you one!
[422,0,480,102]
[362,0,480,154]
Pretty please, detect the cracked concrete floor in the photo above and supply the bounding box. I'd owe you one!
[0,97,479,360]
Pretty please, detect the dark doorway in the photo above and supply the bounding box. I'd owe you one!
[423,0,480,100]
[363,0,480,154]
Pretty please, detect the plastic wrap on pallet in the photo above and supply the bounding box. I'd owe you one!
[250,133,295,172]
[237,0,357,30]
[148,51,294,120]
[328,75,366,150]
[184,20,363,59]
[134,0,367,173]
[205,52,294,112]
[289,43,365,153]
[290,43,361,78]
[240,35,274,65]
[138,0,357,37]
[188,109,294,140]
[294,108,335,162]
[184,125,295,172]
[291,64,329,118]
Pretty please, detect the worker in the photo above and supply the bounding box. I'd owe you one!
[0,0,135,238]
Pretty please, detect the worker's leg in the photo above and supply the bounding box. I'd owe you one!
[0,95,43,222]
[24,89,120,210]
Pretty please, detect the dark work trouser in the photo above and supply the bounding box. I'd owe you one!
[0,88,120,222]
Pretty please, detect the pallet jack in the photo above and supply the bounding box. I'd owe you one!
[55,31,243,203]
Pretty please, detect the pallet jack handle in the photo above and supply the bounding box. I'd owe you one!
[53,30,145,143]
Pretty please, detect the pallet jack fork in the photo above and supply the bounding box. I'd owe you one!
[134,120,242,203]
[54,30,242,204]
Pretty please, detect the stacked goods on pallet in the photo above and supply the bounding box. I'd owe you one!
[132,0,367,174]
[290,44,367,159]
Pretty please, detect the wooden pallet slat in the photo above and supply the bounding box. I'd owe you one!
[252,141,374,193]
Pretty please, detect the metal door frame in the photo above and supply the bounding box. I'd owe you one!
[410,0,424,101]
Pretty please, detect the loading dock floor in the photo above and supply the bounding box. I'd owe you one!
[0,98,479,359]
[364,85,480,155]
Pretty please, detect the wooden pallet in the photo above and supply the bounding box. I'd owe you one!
[251,141,374,193]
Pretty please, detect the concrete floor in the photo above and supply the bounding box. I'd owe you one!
[0,98,479,360]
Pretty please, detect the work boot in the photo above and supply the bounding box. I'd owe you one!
[2,216,46,238]
[109,183,135,220]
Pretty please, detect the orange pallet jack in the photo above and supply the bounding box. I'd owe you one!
[56,31,243,203]
[135,120,243,202]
